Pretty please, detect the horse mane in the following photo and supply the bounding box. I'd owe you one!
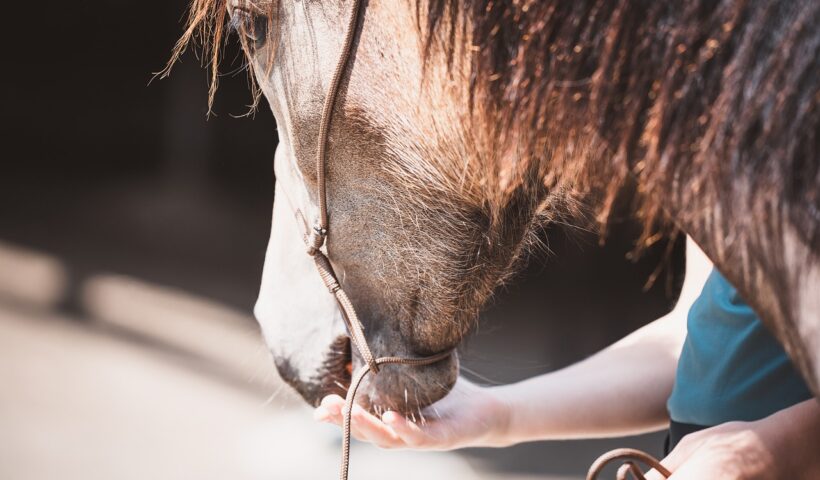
[426,0,819,250]
[167,0,819,251]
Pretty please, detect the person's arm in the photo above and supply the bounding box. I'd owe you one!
[315,238,711,449]
[491,237,711,444]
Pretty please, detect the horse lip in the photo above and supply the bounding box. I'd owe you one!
[317,334,352,403]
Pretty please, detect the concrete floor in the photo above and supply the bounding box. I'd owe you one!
[0,296,567,480]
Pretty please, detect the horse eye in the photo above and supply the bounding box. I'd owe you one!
[230,8,268,49]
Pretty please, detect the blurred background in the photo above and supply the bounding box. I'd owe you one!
[0,1,684,479]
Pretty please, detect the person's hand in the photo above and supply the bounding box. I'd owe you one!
[643,420,782,480]
[313,376,510,450]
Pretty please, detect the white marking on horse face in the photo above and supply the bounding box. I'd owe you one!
[272,140,318,231]
[254,146,346,386]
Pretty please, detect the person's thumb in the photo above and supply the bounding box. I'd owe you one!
[643,439,699,480]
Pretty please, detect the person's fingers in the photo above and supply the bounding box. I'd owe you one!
[639,456,678,480]
[316,397,452,449]
[643,436,702,480]
[313,406,330,422]
[348,405,402,448]
[657,448,686,472]
[658,434,702,473]
[315,395,346,426]
[383,410,436,448]
[642,466,671,480]
[322,394,345,414]
[318,398,404,448]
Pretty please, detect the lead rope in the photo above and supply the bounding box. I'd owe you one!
[301,1,453,479]
[304,2,669,480]
[587,448,672,480]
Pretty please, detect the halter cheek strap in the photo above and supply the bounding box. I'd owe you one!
[291,1,452,479]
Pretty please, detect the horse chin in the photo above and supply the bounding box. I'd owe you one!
[278,335,458,415]
[352,350,459,415]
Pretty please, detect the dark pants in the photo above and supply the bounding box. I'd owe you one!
[664,421,708,455]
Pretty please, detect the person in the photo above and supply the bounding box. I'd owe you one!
[314,238,820,478]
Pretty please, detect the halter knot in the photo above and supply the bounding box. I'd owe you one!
[306,225,327,256]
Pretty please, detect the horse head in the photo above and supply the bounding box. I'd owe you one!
[218,0,547,413]
[169,0,820,410]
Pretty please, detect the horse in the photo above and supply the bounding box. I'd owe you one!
[164,0,819,415]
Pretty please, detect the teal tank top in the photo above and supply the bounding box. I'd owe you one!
[667,269,812,426]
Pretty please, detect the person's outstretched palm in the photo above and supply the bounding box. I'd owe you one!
[313,377,508,450]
